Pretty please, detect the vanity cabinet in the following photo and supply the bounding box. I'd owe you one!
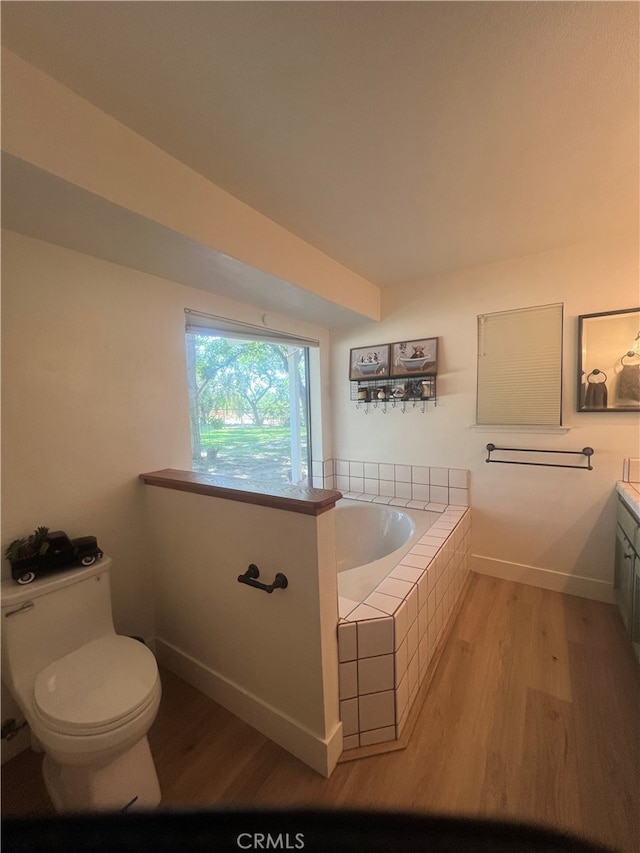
[632,556,640,662]
[615,496,640,662]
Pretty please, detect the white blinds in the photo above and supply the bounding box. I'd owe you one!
[477,303,563,426]
[184,309,319,348]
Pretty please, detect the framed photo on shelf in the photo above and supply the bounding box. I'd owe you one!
[348,344,390,381]
[390,338,437,377]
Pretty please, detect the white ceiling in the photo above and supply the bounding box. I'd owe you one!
[2,1,638,288]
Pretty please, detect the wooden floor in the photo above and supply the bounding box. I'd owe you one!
[3,574,640,852]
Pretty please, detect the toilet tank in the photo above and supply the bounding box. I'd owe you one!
[1,558,115,697]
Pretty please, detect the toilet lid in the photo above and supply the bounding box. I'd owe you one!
[34,636,159,733]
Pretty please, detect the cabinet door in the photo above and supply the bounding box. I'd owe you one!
[632,555,640,663]
[618,498,639,544]
[614,525,634,632]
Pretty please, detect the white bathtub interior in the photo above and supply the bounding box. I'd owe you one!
[335,498,440,602]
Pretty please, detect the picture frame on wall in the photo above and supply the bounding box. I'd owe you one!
[578,307,640,412]
[390,338,437,377]
[348,344,390,381]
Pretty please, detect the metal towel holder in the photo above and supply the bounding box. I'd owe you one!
[485,444,594,470]
[238,564,288,593]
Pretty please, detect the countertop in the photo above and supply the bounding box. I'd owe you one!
[617,481,640,520]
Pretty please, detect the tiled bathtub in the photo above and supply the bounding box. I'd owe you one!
[336,500,471,750]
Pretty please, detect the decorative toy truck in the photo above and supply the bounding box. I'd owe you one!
[4,527,103,585]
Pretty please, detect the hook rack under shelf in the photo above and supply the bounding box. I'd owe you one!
[485,444,594,470]
[350,376,436,413]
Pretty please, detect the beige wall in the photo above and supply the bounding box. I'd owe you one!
[1,230,331,635]
[1,229,340,771]
[331,236,640,598]
[143,487,341,776]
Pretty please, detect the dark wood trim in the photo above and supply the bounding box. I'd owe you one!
[139,468,342,516]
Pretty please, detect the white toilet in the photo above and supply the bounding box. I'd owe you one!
[1,557,162,812]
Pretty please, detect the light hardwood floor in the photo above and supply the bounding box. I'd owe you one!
[3,574,639,852]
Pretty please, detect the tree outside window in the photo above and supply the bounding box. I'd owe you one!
[186,333,310,488]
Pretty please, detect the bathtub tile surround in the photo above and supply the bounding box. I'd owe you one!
[312,460,470,507]
[358,654,394,694]
[311,458,471,750]
[377,577,414,598]
[339,698,358,737]
[395,465,412,483]
[365,592,403,615]
[339,662,358,699]
[337,503,471,750]
[337,622,357,662]
[359,690,395,731]
[338,597,360,619]
[391,565,424,583]
[357,616,394,657]
[412,466,429,484]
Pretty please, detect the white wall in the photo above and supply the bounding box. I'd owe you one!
[331,236,640,599]
[143,487,341,776]
[1,230,331,634]
[1,229,336,765]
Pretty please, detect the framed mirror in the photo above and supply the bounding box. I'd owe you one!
[578,307,640,412]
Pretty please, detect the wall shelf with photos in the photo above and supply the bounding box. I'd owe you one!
[348,338,438,413]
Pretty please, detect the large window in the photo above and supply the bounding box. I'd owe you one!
[185,310,314,488]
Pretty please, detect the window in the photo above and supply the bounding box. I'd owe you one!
[477,303,564,426]
[185,310,316,488]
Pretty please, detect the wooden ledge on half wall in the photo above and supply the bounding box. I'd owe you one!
[139,468,343,516]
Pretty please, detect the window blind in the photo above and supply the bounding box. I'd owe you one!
[477,303,563,426]
[185,308,319,348]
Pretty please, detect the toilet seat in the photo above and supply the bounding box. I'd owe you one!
[33,636,159,737]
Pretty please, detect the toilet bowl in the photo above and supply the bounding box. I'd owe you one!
[1,558,162,811]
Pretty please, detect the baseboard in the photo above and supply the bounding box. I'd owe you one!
[155,638,343,778]
[471,554,615,604]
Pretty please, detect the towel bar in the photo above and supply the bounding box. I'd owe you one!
[238,563,288,593]
[485,444,594,470]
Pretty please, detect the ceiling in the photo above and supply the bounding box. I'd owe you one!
[2,1,638,288]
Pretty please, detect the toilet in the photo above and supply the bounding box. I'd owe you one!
[1,557,162,812]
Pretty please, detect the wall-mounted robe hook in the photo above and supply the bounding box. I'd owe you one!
[238,563,288,593]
